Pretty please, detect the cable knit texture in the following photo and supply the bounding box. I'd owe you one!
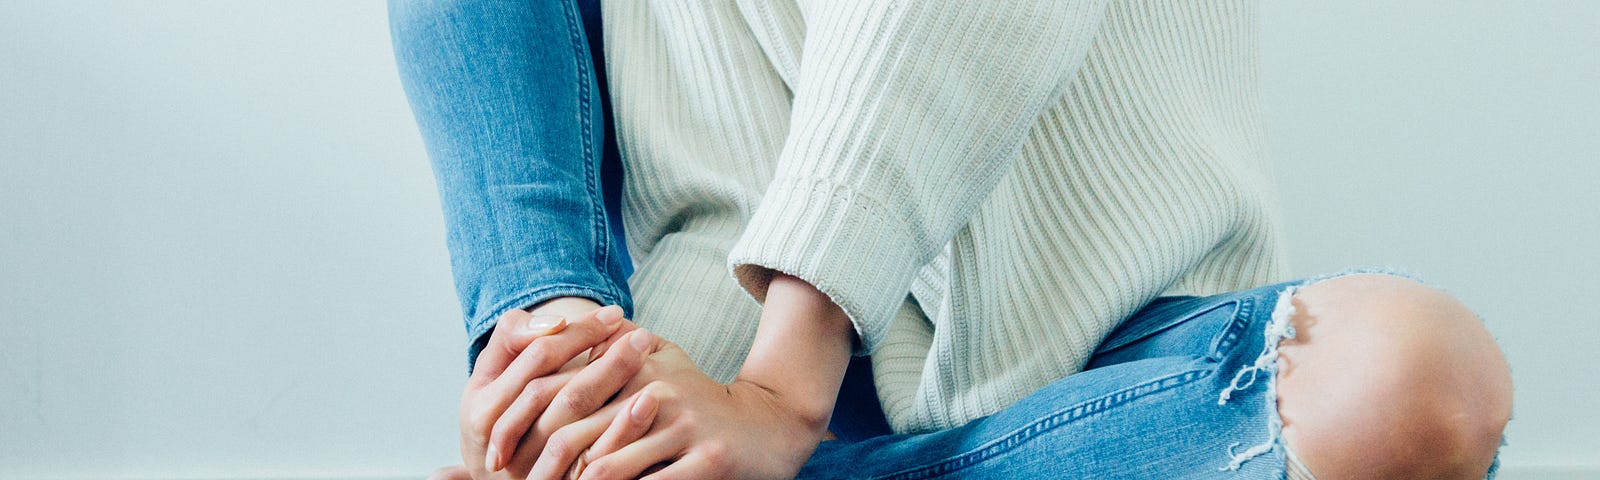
[606,0,1290,433]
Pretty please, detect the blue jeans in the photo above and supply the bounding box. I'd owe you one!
[389,0,632,372]
[389,2,1504,478]
[810,269,1505,479]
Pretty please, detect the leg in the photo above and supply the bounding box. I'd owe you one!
[387,0,633,372]
[1276,273,1512,479]
[805,270,1512,479]
[803,288,1301,479]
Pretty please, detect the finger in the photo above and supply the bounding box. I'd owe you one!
[588,391,658,460]
[478,307,625,426]
[488,330,645,473]
[426,465,472,480]
[522,405,617,480]
[480,370,577,473]
[577,431,687,480]
[535,329,654,437]
[636,454,713,480]
[587,316,640,363]
[471,309,569,385]
[471,307,626,472]
[493,306,624,391]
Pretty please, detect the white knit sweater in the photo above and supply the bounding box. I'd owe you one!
[605,0,1289,433]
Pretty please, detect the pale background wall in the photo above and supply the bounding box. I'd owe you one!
[0,1,1594,478]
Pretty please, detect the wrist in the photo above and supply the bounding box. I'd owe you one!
[735,273,854,432]
[728,378,832,443]
[731,376,833,436]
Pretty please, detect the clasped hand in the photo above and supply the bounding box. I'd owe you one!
[433,299,827,480]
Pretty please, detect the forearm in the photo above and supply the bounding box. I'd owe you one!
[735,273,856,432]
[728,1,1108,357]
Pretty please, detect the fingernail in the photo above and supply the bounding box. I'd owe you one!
[628,328,655,352]
[527,315,566,335]
[596,305,624,325]
[484,443,500,472]
[631,392,658,422]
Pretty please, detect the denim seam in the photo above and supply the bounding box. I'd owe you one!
[560,0,627,309]
[877,368,1214,480]
[1210,297,1255,359]
[874,298,1249,479]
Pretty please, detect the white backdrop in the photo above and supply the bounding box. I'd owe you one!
[1,1,1595,478]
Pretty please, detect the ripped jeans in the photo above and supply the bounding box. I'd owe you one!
[803,268,1504,479]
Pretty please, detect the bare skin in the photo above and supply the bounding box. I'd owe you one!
[574,272,854,479]
[1276,273,1513,479]
[453,297,649,480]
[435,272,1514,479]
[435,272,851,480]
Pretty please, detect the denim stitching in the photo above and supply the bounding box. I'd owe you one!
[1209,296,1255,359]
[872,298,1251,478]
[561,0,626,307]
[1094,296,1229,355]
[1217,281,1302,471]
[879,369,1212,480]
[860,268,1499,479]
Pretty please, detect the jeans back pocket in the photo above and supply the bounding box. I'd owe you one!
[1087,295,1241,369]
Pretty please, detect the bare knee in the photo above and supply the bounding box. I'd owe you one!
[1275,273,1512,479]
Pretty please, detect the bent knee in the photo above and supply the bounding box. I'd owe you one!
[1275,273,1512,479]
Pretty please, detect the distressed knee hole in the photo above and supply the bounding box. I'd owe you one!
[1239,269,1511,478]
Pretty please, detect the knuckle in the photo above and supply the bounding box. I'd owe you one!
[544,430,574,458]
[701,442,729,469]
[592,342,623,364]
[557,319,593,341]
[643,380,675,398]
[523,341,557,368]
[493,338,519,358]
[491,313,527,337]
[674,408,698,426]
[558,389,593,413]
[488,419,515,445]
[466,408,495,436]
[539,388,569,416]
[613,345,644,368]
[584,458,616,479]
[527,379,558,405]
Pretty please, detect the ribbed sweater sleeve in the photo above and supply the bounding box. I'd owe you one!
[727,0,1111,354]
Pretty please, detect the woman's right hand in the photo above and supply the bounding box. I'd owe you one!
[454,297,647,479]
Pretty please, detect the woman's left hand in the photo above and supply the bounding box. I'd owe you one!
[543,337,828,480]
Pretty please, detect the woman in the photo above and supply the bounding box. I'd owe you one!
[390,1,1512,478]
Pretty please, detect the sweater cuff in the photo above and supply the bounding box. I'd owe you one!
[728,176,924,355]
